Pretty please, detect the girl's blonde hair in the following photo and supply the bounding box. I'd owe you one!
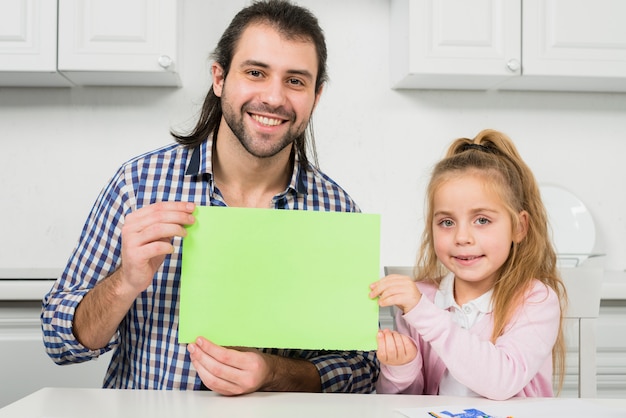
[415,129,567,392]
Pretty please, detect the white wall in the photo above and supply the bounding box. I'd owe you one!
[1,0,625,273]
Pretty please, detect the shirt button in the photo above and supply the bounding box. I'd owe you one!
[463,306,472,314]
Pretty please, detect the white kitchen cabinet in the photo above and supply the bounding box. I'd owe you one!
[560,300,626,398]
[0,0,72,87]
[58,0,181,86]
[0,302,624,405]
[595,301,626,398]
[391,0,626,92]
[503,0,626,92]
[390,0,522,90]
[0,301,111,408]
[0,0,181,87]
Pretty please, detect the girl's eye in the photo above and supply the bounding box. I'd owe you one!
[476,217,490,225]
[439,219,454,228]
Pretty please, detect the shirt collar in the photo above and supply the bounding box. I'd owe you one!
[434,272,494,313]
[184,136,307,195]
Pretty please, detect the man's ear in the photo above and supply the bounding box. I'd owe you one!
[312,84,324,111]
[514,210,529,243]
[212,62,225,97]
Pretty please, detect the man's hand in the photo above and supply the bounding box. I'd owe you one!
[188,338,273,395]
[119,201,196,295]
[188,337,322,395]
[73,201,195,350]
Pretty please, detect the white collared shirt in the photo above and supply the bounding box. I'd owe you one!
[434,273,494,396]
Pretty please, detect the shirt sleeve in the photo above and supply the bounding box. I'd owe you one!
[311,350,379,393]
[41,165,131,364]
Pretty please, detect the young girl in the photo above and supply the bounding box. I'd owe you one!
[370,129,567,400]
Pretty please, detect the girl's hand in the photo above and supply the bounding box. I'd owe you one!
[376,329,418,366]
[369,274,422,314]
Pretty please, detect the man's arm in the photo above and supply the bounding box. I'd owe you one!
[73,201,197,349]
[188,338,321,395]
[262,353,322,392]
[189,338,378,394]
[72,269,141,349]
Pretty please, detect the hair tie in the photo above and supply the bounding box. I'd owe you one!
[461,143,494,153]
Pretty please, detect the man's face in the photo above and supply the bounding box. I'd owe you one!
[213,23,321,159]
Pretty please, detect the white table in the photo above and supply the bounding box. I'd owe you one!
[0,388,624,418]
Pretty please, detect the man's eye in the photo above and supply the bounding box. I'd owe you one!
[248,70,262,77]
[288,78,303,86]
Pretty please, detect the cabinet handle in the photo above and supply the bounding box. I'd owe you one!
[506,59,521,73]
[158,55,174,70]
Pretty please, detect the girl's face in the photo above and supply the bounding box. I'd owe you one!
[432,173,527,302]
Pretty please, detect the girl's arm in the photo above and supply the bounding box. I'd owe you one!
[375,313,426,394]
[371,275,426,394]
[403,280,560,400]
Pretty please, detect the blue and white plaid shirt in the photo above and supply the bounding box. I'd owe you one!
[41,137,378,392]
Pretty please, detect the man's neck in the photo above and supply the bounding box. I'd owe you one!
[212,133,293,208]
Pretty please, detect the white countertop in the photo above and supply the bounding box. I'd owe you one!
[0,388,624,418]
[0,268,60,301]
[0,268,62,279]
[1,268,625,301]
[602,270,626,300]
[0,279,56,300]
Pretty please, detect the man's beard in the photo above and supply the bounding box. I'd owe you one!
[221,100,308,159]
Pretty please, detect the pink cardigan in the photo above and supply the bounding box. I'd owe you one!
[376,278,560,400]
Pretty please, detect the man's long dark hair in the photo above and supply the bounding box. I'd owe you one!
[171,0,328,170]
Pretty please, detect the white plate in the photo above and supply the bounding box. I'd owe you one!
[539,185,596,265]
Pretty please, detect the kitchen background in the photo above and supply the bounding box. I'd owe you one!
[0,0,625,407]
[1,1,625,273]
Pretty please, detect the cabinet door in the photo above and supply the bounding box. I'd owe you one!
[506,0,626,92]
[0,0,71,86]
[0,302,111,408]
[57,0,180,86]
[390,0,521,89]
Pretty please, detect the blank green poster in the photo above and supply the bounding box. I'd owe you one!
[178,206,380,350]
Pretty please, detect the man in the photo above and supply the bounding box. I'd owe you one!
[41,0,378,395]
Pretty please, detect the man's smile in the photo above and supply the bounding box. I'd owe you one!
[250,113,285,127]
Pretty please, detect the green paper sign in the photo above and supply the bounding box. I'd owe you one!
[179,206,380,351]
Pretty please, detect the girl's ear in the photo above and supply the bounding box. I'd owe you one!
[514,210,529,243]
